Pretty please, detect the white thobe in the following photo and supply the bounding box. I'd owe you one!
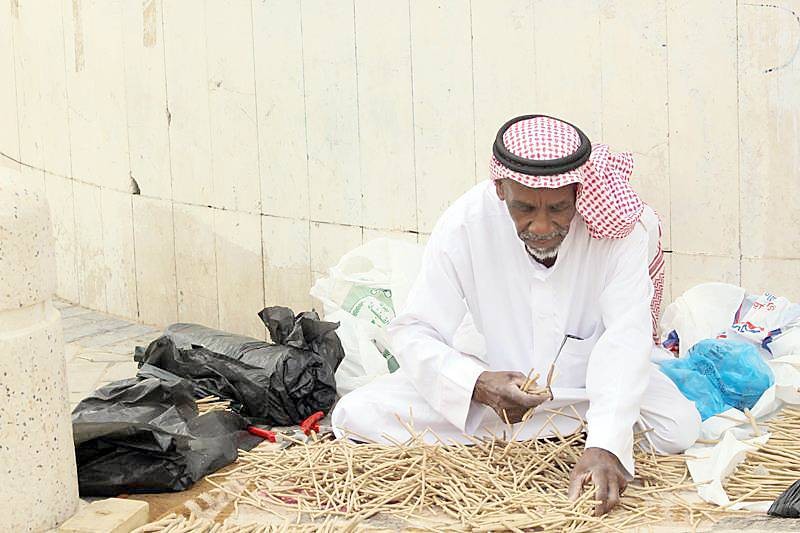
[332,181,700,475]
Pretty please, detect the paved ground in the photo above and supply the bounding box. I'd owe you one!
[55,298,162,409]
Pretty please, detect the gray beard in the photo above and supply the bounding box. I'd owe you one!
[526,244,560,262]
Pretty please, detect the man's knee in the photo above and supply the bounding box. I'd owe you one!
[650,398,701,454]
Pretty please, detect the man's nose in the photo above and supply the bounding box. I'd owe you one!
[527,214,553,236]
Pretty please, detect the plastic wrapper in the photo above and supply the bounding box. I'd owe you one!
[660,339,774,420]
[136,306,344,426]
[769,479,800,518]
[72,377,258,496]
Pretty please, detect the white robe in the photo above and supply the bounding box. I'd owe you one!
[332,181,700,474]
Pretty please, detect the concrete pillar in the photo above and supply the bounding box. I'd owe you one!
[0,171,79,531]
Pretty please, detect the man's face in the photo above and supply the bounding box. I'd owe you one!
[495,179,577,260]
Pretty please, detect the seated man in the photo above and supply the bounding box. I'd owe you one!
[332,115,700,515]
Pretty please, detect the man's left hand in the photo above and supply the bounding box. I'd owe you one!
[567,447,627,516]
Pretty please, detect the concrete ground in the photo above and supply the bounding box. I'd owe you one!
[55,298,800,532]
[56,298,162,411]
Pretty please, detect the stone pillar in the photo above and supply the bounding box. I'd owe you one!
[0,172,79,531]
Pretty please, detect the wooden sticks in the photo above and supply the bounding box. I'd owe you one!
[197,395,232,415]
[194,406,741,531]
[135,404,800,531]
[724,407,800,504]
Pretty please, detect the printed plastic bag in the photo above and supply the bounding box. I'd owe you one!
[310,238,424,395]
[72,377,257,496]
[660,339,774,420]
[721,292,800,358]
[660,283,800,359]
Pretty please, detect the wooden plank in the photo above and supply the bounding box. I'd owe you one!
[471,0,536,183]
[206,0,260,213]
[737,0,800,259]
[58,498,148,533]
[301,0,361,225]
[354,0,416,231]
[121,0,172,200]
[600,0,671,249]
[162,0,213,206]
[533,0,603,141]
[410,1,475,232]
[667,0,739,257]
[252,0,309,219]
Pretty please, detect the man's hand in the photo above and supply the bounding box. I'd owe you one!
[567,447,628,516]
[472,370,549,423]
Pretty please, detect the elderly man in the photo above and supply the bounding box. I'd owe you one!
[332,115,700,515]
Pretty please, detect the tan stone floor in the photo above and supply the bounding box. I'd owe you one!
[56,298,162,411]
[55,299,800,532]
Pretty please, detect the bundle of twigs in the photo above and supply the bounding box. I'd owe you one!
[724,406,800,503]
[197,408,738,532]
[197,395,232,415]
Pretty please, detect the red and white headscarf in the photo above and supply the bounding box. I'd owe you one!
[489,115,664,340]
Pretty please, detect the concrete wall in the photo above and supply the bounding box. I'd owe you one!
[1,0,798,338]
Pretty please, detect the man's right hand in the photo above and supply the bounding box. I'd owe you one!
[472,370,550,423]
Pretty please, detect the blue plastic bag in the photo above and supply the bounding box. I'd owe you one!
[659,339,774,420]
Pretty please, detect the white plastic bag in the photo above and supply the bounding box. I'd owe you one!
[310,238,425,396]
[659,283,745,356]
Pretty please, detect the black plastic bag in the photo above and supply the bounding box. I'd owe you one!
[72,377,256,496]
[769,479,800,518]
[136,306,344,426]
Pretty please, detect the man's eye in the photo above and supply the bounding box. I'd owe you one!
[515,205,533,213]
[549,205,566,213]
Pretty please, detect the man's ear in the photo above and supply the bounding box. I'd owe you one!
[494,179,506,201]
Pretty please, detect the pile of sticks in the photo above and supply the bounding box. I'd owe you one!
[139,391,800,531]
[196,408,739,532]
[724,406,800,503]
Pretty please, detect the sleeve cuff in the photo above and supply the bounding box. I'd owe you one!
[437,352,487,431]
[585,421,635,478]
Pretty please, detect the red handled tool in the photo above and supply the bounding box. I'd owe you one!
[247,426,276,442]
[300,411,325,435]
[247,411,325,445]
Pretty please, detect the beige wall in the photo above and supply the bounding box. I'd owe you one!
[1,0,798,338]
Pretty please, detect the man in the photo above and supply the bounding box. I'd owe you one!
[331,115,700,515]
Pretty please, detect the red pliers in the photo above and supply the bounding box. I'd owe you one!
[247,411,326,442]
[300,411,324,435]
[246,426,277,442]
